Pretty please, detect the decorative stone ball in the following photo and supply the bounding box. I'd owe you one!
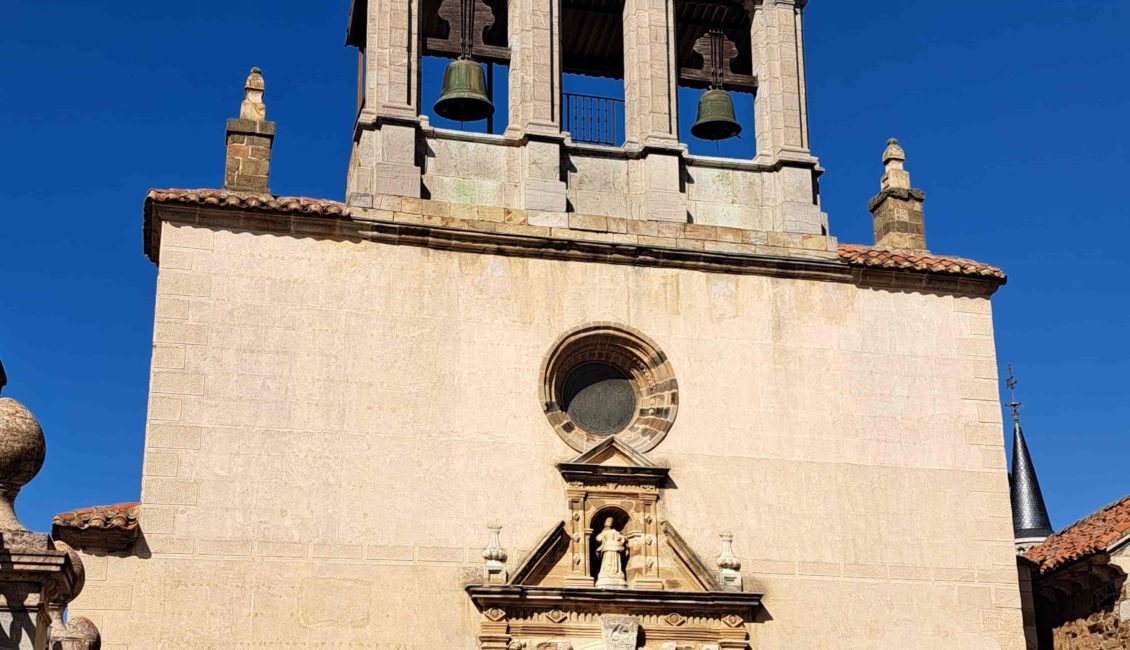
[0,397,46,490]
[65,616,102,645]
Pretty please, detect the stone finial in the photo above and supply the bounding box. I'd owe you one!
[240,67,267,122]
[868,137,928,252]
[0,391,46,532]
[482,524,509,585]
[224,67,276,194]
[880,138,911,191]
[716,531,743,592]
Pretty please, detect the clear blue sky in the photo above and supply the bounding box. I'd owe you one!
[1,1,1127,533]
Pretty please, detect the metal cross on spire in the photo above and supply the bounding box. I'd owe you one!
[1006,364,1022,423]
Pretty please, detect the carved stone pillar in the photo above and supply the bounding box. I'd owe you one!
[478,608,511,650]
[749,0,810,161]
[506,0,568,212]
[347,0,423,207]
[364,0,419,119]
[621,0,678,148]
[507,0,561,136]
[564,488,594,588]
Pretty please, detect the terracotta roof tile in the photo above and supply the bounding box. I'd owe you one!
[53,502,141,531]
[52,502,142,552]
[146,189,348,217]
[1023,495,1130,574]
[837,244,1006,281]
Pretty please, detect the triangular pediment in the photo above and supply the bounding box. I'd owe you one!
[570,436,656,467]
[508,520,721,593]
[557,436,669,486]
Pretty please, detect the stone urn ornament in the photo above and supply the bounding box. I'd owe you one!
[0,360,47,532]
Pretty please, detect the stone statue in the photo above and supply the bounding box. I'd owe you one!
[595,517,627,589]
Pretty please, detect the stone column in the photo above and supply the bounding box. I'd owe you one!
[507,0,568,212]
[621,0,687,223]
[749,0,810,161]
[507,0,561,136]
[364,0,419,119]
[621,0,678,148]
[347,0,423,207]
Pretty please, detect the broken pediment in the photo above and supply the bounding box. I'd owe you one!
[467,436,762,649]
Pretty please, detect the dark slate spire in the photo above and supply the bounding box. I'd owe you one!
[1006,366,1054,541]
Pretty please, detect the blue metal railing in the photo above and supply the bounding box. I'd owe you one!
[563,92,624,146]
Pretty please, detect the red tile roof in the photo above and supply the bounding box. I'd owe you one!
[837,244,1006,280]
[1024,495,1130,574]
[53,502,142,552]
[145,189,348,217]
[53,502,141,531]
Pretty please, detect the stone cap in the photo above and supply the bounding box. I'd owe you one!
[226,118,276,137]
[867,186,926,213]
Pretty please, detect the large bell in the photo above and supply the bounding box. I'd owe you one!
[691,88,742,141]
[434,58,494,122]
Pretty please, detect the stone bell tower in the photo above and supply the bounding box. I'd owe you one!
[61,1,1026,647]
[344,0,828,244]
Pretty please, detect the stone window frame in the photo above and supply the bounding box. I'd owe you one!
[539,322,678,453]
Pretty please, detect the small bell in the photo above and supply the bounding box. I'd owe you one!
[435,58,494,122]
[691,88,742,141]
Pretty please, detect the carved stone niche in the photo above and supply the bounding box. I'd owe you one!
[467,438,762,650]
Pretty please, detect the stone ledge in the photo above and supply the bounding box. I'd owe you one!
[868,187,926,212]
[225,118,276,137]
[144,189,1006,296]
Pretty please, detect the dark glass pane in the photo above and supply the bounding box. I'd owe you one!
[562,362,636,435]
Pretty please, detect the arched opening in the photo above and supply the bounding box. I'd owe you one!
[561,0,626,146]
[421,0,511,134]
[674,3,756,158]
[589,506,631,583]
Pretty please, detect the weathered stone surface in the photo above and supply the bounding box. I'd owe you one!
[0,397,45,533]
[68,221,1022,648]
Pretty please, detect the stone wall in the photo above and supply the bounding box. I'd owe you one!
[1049,609,1130,649]
[68,220,1024,649]
[1039,549,1130,649]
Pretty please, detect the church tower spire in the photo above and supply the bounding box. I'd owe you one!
[1006,366,1054,551]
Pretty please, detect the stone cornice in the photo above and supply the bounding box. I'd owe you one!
[465,585,763,614]
[144,193,1005,296]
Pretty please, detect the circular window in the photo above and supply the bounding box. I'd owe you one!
[562,362,637,435]
[540,324,679,453]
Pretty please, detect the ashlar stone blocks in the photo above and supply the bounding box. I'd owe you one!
[68,225,1023,649]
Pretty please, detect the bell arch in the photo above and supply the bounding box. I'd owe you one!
[674,0,757,156]
[420,0,511,133]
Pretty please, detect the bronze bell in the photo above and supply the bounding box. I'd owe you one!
[434,58,494,122]
[691,88,742,141]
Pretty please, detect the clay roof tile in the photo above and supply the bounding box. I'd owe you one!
[837,244,1006,281]
[1023,495,1130,574]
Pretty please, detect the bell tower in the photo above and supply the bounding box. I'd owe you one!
[344,0,829,247]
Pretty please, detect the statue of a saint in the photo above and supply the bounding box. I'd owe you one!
[595,517,627,589]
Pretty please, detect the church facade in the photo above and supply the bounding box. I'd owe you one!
[50,1,1027,648]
